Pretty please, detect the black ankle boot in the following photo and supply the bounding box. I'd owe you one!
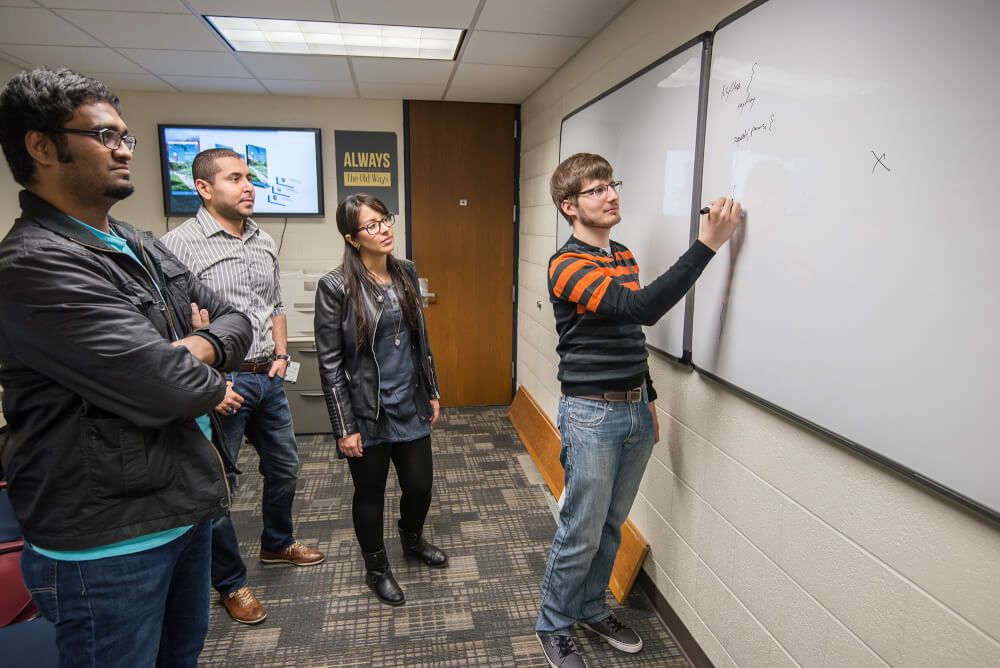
[362,548,405,606]
[398,525,448,568]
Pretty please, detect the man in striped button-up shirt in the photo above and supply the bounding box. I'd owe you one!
[163,148,325,626]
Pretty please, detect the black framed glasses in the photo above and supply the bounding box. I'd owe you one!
[360,214,395,235]
[576,180,622,199]
[52,128,137,152]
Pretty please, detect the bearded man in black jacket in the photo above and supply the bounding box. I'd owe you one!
[0,67,251,667]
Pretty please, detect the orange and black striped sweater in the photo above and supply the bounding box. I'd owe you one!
[547,235,715,398]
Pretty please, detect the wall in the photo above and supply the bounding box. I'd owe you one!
[0,58,405,272]
[517,1,1000,666]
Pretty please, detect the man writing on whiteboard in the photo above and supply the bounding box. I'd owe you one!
[536,152,742,668]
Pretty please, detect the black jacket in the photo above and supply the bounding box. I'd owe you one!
[0,191,252,550]
[314,259,440,441]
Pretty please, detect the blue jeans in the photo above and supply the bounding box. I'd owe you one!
[212,371,299,595]
[20,522,211,667]
[536,392,656,635]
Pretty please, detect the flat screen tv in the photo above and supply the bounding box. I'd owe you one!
[157,124,324,217]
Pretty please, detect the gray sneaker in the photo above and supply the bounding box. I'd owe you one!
[536,633,589,668]
[580,613,643,653]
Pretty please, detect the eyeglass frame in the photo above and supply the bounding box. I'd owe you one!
[574,180,622,199]
[51,127,137,152]
[359,213,396,235]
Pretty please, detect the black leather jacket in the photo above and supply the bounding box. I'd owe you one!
[314,259,440,441]
[0,191,252,550]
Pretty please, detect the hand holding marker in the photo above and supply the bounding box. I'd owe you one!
[697,197,744,252]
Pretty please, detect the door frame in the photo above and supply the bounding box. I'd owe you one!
[402,100,521,400]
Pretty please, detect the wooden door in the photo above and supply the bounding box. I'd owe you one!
[407,101,515,406]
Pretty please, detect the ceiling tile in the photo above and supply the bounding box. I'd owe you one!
[0,7,100,45]
[90,72,174,92]
[357,81,445,100]
[351,57,453,85]
[444,85,522,104]
[119,49,250,77]
[36,0,189,12]
[462,30,585,68]
[260,78,357,97]
[53,10,226,50]
[447,63,553,103]
[189,0,336,22]
[238,53,352,81]
[477,0,631,37]
[161,75,267,93]
[0,44,145,72]
[335,0,477,29]
[450,62,552,90]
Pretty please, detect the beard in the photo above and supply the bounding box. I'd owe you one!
[105,181,135,200]
[215,200,253,222]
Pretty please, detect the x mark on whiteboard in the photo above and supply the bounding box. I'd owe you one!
[871,150,890,173]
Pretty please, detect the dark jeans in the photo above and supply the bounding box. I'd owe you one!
[212,371,299,595]
[346,435,433,553]
[20,522,211,667]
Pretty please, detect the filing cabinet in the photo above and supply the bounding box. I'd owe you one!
[286,338,330,434]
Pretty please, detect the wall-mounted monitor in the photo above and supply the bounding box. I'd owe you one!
[157,124,324,217]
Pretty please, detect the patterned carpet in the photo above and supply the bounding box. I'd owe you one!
[201,406,690,667]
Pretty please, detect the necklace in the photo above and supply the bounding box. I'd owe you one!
[375,280,402,346]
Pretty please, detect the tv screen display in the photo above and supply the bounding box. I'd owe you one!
[158,125,324,217]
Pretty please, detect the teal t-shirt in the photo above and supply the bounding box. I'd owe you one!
[30,219,207,561]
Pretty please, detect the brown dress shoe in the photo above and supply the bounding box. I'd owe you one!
[221,585,267,625]
[259,540,325,566]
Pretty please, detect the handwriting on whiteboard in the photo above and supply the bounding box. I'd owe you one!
[722,62,775,146]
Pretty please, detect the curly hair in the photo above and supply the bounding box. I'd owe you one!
[0,67,122,186]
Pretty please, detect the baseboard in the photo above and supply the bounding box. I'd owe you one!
[635,569,714,668]
[508,386,650,603]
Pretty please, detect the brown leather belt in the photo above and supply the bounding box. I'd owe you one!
[576,387,643,403]
[239,359,272,373]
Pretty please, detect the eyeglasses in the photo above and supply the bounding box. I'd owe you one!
[359,213,395,235]
[576,180,622,199]
[52,127,137,152]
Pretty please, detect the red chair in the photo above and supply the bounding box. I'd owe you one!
[0,479,38,627]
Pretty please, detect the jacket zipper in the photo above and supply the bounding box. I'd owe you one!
[69,237,179,340]
[371,298,383,422]
[70,236,228,492]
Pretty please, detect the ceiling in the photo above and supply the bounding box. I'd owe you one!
[0,0,633,103]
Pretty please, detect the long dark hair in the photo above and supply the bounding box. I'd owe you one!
[336,193,421,349]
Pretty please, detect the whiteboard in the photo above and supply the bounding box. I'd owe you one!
[558,37,707,359]
[693,0,1000,518]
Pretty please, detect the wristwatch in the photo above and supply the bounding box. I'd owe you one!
[275,354,291,362]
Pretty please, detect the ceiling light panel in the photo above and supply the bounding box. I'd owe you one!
[206,16,463,60]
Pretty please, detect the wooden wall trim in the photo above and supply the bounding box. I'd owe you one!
[508,386,650,603]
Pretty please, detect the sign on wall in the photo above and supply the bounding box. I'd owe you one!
[334,131,399,214]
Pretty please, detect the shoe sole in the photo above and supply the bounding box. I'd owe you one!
[536,634,589,668]
[580,622,643,653]
[259,556,326,566]
[219,600,267,625]
[403,552,449,568]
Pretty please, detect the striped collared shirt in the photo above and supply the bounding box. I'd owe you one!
[162,206,284,361]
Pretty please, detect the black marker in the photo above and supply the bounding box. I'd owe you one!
[700,205,746,217]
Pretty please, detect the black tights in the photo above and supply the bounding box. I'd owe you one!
[346,435,433,554]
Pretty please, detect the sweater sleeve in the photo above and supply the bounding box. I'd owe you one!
[548,241,716,326]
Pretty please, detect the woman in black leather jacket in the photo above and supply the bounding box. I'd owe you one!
[314,193,446,606]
